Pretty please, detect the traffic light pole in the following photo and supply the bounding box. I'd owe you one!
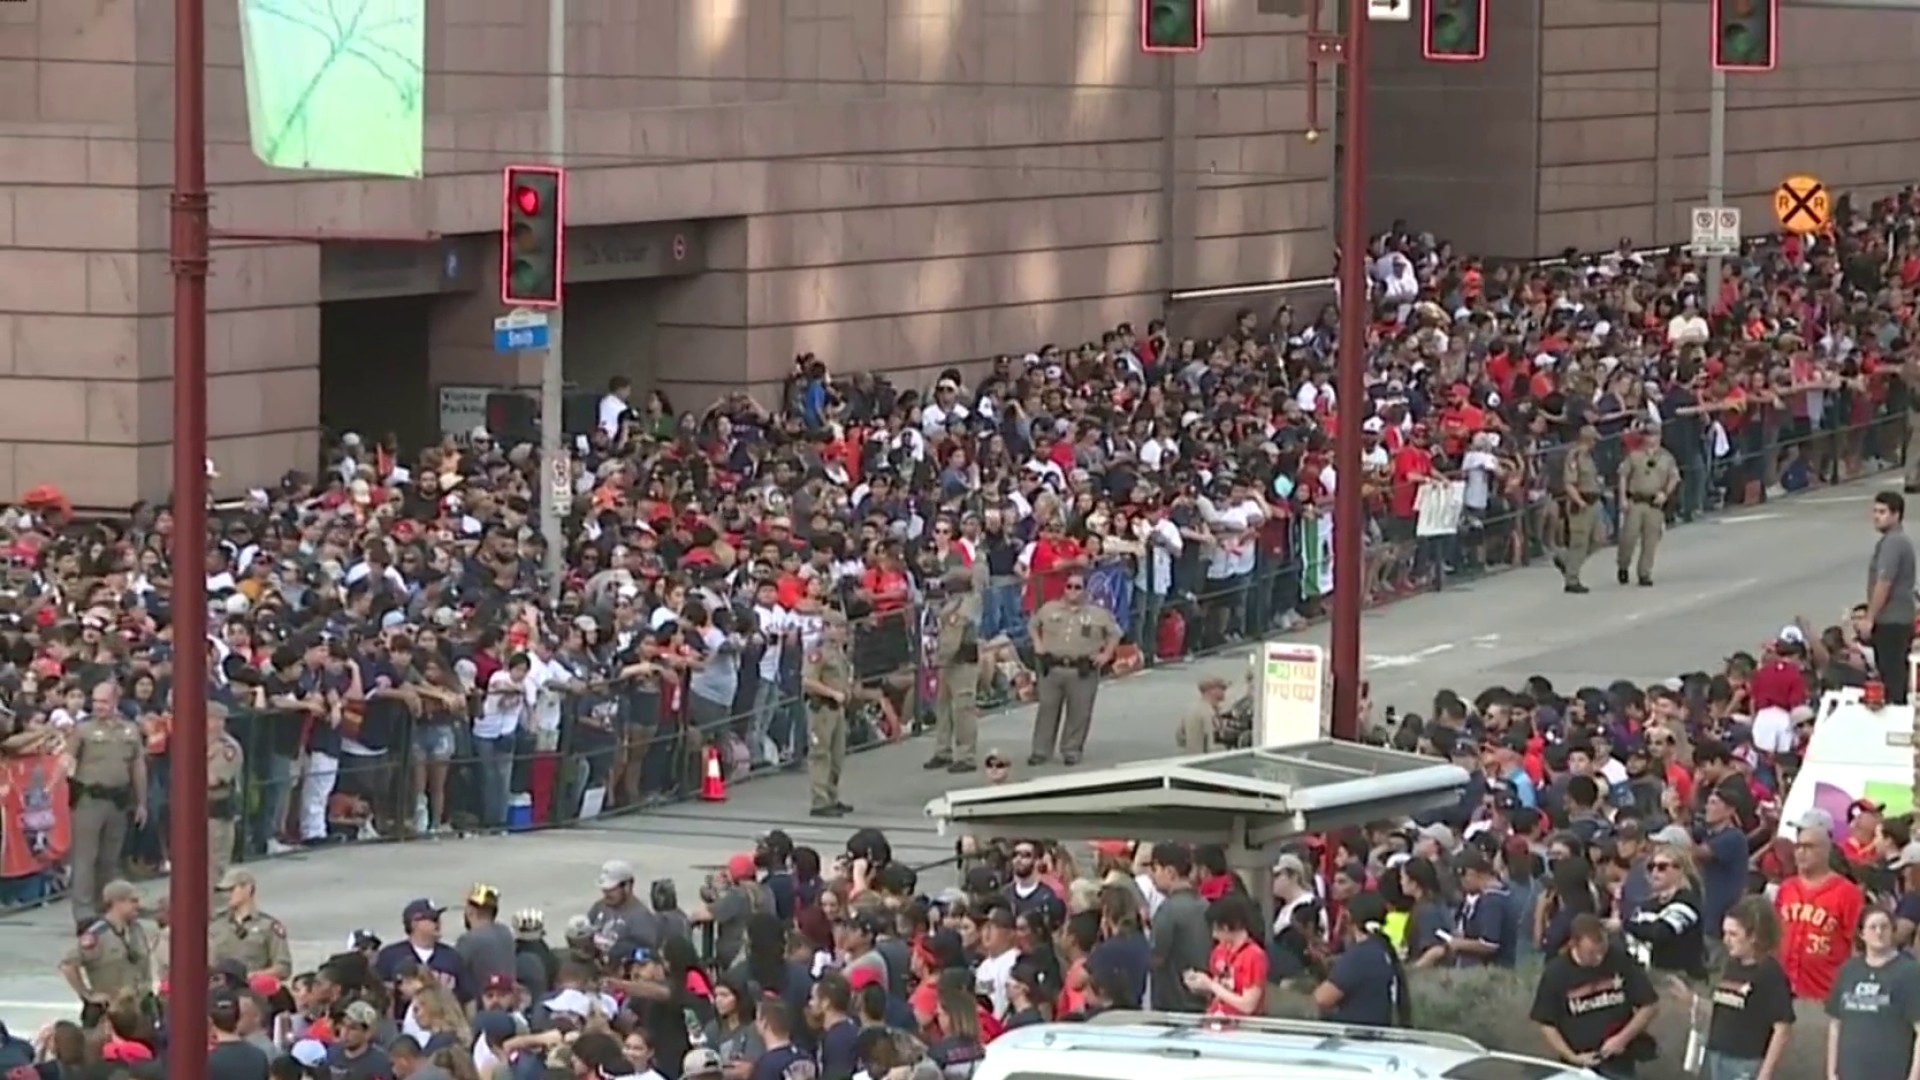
[1705,67,1726,305]
[540,0,567,600]
[1329,0,1369,742]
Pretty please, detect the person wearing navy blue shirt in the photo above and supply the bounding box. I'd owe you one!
[1314,893,1411,1027]
[1698,789,1751,937]
[373,899,474,1010]
[747,1000,816,1080]
[1450,852,1516,967]
[810,973,860,1080]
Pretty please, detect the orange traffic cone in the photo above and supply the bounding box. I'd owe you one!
[700,744,727,801]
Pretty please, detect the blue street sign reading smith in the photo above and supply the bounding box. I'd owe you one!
[493,309,550,353]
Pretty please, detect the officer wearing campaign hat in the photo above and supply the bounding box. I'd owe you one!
[924,549,986,773]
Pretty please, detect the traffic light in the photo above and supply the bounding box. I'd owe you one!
[1140,0,1203,53]
[500,165,565,307]
[1711,0,1777,72]
[1421,0,1486,62]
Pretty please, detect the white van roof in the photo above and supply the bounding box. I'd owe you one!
[979,1012,1600,1080]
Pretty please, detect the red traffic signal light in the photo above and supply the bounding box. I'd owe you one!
[500,165,565,308]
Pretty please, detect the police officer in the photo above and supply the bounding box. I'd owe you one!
[1616,422,1680,587]
[1178,675,1232,753]
[59,879,153,1021]
[925,554,985,774]
[1559,423,1605,595]
[1029,571,1121,766]
[68,682,146,929]
[210,868,294,981]
[208,701,244,897]
[800,612,856,819]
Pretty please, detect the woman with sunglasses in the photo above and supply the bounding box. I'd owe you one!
[1614,840,1708,979]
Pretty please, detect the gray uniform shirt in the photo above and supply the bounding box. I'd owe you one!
[1871,527,1917,626]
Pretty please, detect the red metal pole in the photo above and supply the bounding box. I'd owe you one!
[1329,0,1369,741]
[168,0,211,1057]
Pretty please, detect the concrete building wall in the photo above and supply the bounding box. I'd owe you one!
[1,0,1918,502]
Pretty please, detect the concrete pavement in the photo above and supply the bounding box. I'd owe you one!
[0,487,1887,1028]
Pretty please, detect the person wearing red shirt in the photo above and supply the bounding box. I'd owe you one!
[1388,427,1435,522]
[1749,638,1809,713]
[1192,894,1267,1017]
[1774,816,1864,1000]
[1023,519,1083,612]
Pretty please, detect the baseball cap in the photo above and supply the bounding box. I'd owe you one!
[481,973,515,995]
[597,860,635,890]
[1417,822,1456,849]
[682,1049,725,1078]
[1649,824,1693,847]
[726,853,757,881]
[402,898,445,926]
[473,1011,518,1045]
[1849,798,1886,822]
[290,1040,328,1068]
[467,883,501,909]
[342,1001,381,1027]
[847,965,883,991]
[348,929,381,951]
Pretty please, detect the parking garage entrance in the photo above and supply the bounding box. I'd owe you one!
[317,222,708,456]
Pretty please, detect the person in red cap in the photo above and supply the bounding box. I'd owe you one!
[1840,799,1885,865]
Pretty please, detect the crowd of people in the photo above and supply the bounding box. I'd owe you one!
[25,603,1920,1080]
[2,182,1920,942]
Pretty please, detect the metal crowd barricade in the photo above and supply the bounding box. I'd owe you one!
[0,404,1910,908]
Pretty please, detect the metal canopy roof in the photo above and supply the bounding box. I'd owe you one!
[924,740,1471,846]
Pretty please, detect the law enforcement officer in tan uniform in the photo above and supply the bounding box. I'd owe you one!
[68,682,147,929]
[924,553,986,774]
[800,611,857,819]
[1028,571,1121,766]
[1176,675,1231,754]
[59,879,153,1022]
[207,701,245,898]
[210,868,294,981]
[1558,423,1606,595]
[1616,421,1680,587]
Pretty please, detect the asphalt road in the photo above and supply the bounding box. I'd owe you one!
[0,487,1886,1027]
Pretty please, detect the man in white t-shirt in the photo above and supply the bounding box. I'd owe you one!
[475,654,530,830]
[597,376,635,439]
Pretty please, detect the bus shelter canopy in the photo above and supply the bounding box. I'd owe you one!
[924,740,1470,850]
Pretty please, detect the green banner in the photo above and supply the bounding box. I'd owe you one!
[240,0,425,178]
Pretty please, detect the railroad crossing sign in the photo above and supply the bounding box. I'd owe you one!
[1774,175,1829,235]
[1688,206,1741,257]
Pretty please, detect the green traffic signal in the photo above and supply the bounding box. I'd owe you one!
[1713,0,1774,70]
[1422,0,1483,60]
[1143,0,1200,51]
